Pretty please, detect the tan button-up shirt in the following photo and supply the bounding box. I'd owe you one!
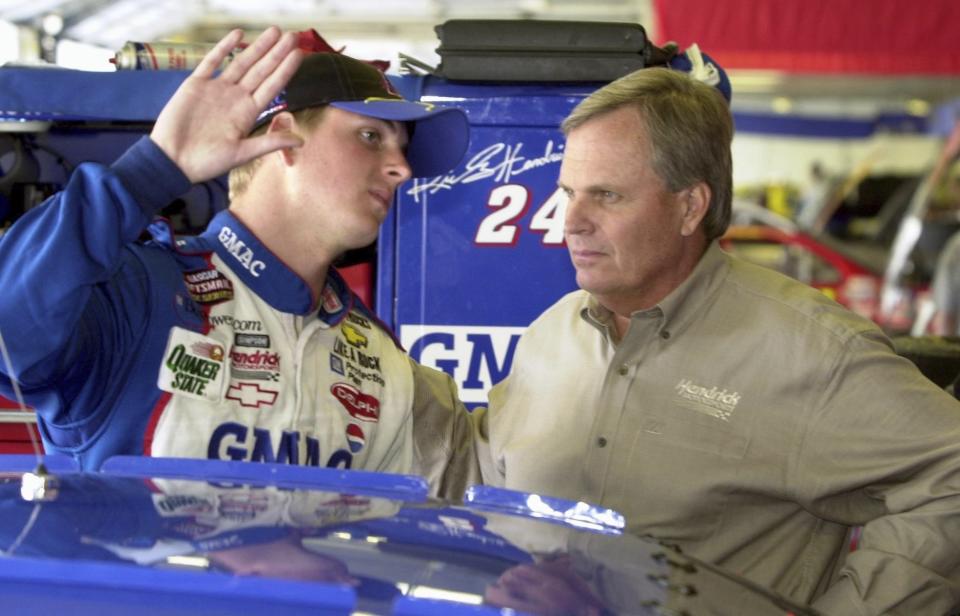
[477,242,960,615]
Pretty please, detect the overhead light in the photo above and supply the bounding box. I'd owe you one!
[41,13,63,37]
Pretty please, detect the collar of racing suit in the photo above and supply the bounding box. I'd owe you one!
[149,209,354,322]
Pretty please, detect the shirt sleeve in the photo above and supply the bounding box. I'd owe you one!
[0,137,190,406]
[408,357,482,500]
[795,328,960,615]
[471,377,508,488]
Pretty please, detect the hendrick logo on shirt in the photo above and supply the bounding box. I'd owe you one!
[230,348,281,382]
[675,378,741,421]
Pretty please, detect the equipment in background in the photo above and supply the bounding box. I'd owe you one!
[110,29,386,72]
[433,19,674,82]
[110,41,243,71]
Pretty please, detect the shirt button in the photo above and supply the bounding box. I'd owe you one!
[618,364,629,376]
[597,436,608,447]
[660,330,671,340]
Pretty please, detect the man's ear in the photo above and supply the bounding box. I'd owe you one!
[267,111,298,166]
[680,182,711,237]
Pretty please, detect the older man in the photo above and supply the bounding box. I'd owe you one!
[475,63,960,614]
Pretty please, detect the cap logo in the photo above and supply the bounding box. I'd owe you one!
[256,90,289,125]
[363,97,435,112]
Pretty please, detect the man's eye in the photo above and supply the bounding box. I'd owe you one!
[600,191,620,202]
[360,129,382,144]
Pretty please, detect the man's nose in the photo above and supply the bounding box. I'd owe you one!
[384,146,413,185]
[564,194,591,235]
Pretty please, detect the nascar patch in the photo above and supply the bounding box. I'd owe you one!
[184,269,234,305]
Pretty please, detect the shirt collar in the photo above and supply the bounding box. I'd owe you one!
[199,210,352,321]
[656,241,729,336]
[579,242,730,338]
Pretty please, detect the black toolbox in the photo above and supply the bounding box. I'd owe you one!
[434,19,673,82]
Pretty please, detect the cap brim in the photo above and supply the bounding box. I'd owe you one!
[331,100,470,178]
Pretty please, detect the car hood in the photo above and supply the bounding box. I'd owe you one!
[0,456,817,615]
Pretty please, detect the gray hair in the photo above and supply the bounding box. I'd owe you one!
[561,67,733,240]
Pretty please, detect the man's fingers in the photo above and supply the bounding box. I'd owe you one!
[219,26,282,84]
[193,28,245,79]
[251,48,303,110]
[499,564,546,585]
[240,31,300,97]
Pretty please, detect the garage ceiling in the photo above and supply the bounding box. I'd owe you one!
[1,0,959,108]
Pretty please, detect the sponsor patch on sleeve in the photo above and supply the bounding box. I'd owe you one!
[158,327,229,402]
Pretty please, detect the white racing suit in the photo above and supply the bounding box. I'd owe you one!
[0,137,477,497]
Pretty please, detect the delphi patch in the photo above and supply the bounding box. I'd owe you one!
[158,327,228,402]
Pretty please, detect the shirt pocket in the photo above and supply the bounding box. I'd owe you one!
[634,409,750,460]
[618,411,751,542]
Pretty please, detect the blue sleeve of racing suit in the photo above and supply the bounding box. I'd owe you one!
[0,137,191,427]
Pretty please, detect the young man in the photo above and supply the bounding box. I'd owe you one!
[475,64,960,613]
[0,28,478,498]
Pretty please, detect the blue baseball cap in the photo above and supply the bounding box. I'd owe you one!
[256,52,470,178]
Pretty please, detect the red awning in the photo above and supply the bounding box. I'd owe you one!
[653,0,960,74]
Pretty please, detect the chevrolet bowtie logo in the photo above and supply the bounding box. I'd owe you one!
[227,383,278,409]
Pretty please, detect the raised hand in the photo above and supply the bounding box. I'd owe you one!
[150,26,304,184]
